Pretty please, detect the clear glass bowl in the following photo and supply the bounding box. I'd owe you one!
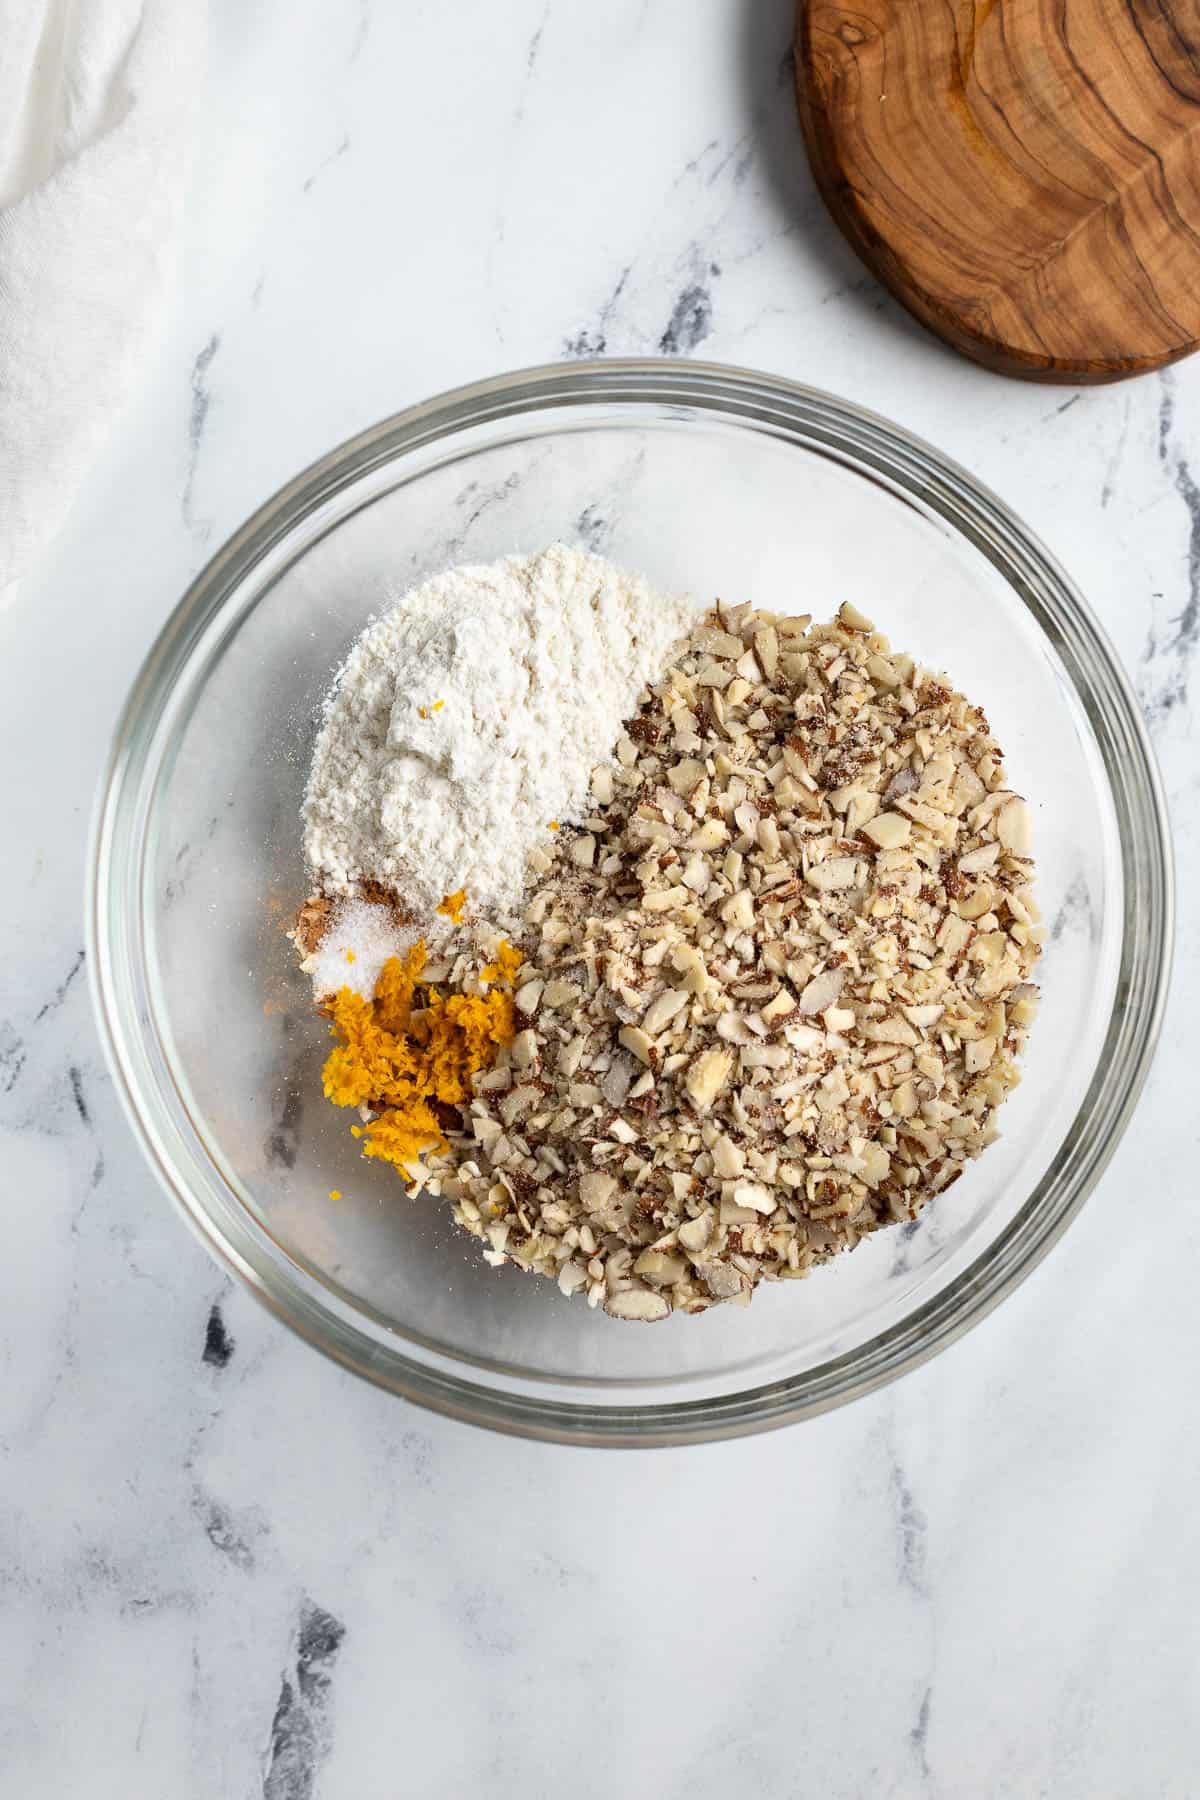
[88,361,1173,1445]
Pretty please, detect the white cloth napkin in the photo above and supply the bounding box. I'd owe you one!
[0,1,204,600]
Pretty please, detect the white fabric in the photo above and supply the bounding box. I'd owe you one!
[0,0,204,599]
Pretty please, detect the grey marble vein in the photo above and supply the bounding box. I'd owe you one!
[349,0,370,64]
[1158,371,1176,464]
[301,133,350,196]
[562,264,631,358]
[1100,392,1132,508]
[658,263,716,355]
[525,0,550,78]
[1043,392,1081,422]
[1048,870,1099,947]
[262,1603,346,1800]
[889,1441,928,1598]
[202,1303,235,1369]
[909,1686,934,1786]
[265,1070,304,1172]
[67,1063,90,1127]
[34,948,85,1022]
[182,333,220,534]
[1138,373,1200,727]
[196,1488,263,1573]
[0,1020,26,1094]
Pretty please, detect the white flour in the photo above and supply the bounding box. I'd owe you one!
[303,543,701,936]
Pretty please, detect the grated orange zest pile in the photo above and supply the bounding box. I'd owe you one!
[322,938,520,1175]
[436,888,467,923]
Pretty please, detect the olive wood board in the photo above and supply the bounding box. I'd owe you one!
[794,0,1200,382]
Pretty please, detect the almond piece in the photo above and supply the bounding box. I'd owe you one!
[642,886,689,912]
[732,1181,777,1214]
[805,856,861,892]
[863,811,912,850]
[760,989,796,1025]
[797,968,844,1015]
[642,988,689,1036]
[670,942,713,996]
[824,1007,856,1033]
[605,1287,670,1322]
[618,1025,656,1066]
[958,844,999,875]
[711,1134,746,1178]
[667,758,706,795]
[633,1249,687,1285]
[685,1047,734,1114]
[681,851,711,894]
[579,1171,617,1209]
[720,889,755,932]
[693,1260,747,1301]
[754,626,779,679]
[996,797,1031,854]
[689,819,728,850]
[677,1213,714,1253]
[903,1004,944,1030]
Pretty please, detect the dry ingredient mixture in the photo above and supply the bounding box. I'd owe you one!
[302,559,1040,1323]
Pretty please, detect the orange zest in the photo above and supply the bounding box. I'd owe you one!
[437,887,467,923]
[322,939,520,1175]
[480,940,523,987]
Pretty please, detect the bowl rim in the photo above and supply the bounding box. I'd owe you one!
[87,357,1175,1446]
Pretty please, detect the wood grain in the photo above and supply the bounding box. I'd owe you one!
[794,0,1200,382]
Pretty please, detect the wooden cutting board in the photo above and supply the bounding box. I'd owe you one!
[794,0,1200,382]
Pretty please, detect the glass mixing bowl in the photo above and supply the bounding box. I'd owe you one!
[88,361,1172,1445]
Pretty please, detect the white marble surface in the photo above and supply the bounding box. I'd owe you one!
[2,3,1197,1794]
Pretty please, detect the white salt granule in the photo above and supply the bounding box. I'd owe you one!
[299,899,410,1002]
[303,544,702,936]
